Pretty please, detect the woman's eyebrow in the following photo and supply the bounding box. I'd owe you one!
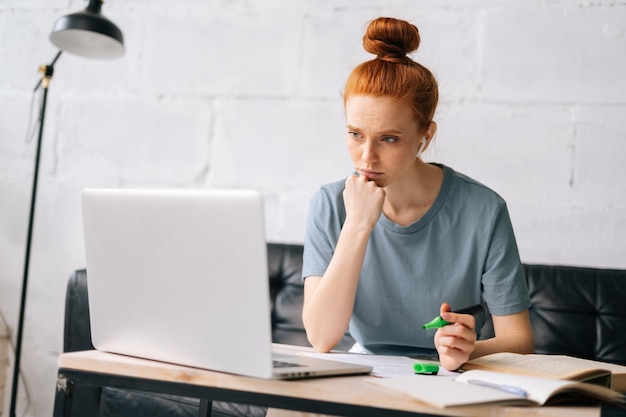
[346,124,405,135]
[379,129,404,135]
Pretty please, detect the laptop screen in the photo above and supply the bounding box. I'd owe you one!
[82,188,275,377]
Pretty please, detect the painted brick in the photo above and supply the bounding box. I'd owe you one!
[510,202,626,268]
[572,105,626,206]
[51,94,213,185]
[208,98,351,190]
[432,102,575,204]
[480,4,626,103]
[133,4,303,97]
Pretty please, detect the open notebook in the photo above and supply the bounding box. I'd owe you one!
[81,188,372,379]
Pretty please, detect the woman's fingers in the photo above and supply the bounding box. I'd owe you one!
[343,173,385,230]
[435,303,478,370]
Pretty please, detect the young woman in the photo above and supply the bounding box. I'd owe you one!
[301,17,534,372]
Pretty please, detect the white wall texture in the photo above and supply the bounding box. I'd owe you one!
[1,0,625,415]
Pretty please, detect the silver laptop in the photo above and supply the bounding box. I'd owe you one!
[81,188,372,379]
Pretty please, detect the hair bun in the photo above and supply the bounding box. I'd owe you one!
[363,17,420,60]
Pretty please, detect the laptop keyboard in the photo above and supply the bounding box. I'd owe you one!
[273,359,306,368]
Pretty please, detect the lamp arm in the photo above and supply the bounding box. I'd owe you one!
[33,50,62,91]
[10,49,63,417]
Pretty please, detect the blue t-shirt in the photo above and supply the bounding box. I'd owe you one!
[302,164,531,356]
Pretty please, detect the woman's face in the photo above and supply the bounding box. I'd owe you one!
[345,95,423,188]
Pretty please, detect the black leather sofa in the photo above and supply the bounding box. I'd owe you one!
[61,242,626,416]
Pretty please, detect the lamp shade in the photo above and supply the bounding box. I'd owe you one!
[49,0,124,59]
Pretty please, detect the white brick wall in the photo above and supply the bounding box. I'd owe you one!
[1,1,625,415]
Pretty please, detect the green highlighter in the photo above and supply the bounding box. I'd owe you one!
[422,304,484,329]
[413,362,439,375]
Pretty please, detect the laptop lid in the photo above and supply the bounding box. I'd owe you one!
[82,188,371,379]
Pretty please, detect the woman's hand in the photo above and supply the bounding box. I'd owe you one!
[434,302,477,371]
[343,173,385,232]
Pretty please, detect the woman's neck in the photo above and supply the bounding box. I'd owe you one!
[382,162,444,226]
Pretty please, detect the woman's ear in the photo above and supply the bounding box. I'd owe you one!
[417,122,437,158]
[425,121,437,144]
[416,137,427,158]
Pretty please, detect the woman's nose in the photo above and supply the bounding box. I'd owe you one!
[361,141,377,162]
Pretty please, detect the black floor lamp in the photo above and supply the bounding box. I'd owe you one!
[10,1,124,416]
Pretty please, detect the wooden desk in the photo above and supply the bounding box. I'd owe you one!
[53,349,602,417]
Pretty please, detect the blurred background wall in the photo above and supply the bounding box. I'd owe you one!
[1,0,625,415]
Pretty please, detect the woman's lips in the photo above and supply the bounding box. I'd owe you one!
[359,169,383,180]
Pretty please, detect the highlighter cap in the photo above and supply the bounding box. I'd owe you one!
[422,315,451,329]
[413,362,439,375]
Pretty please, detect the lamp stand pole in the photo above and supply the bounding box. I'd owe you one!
[10,50,62,417]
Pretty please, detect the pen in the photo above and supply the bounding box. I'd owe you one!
[422,304,484,329]
[466,379,528,398]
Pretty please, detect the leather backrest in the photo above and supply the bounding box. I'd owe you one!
[64,269,94,352]
[525,264,626,365]
[267,243,308,346]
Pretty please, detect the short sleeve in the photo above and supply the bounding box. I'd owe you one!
[302,185,345,280]
[481,203,531,316]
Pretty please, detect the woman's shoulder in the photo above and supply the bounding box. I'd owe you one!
[307,178,348,228]
[442,165,507,208]
[315,178,347,199]
[308,177,347,212]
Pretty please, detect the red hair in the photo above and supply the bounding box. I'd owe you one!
[343,17,439,131]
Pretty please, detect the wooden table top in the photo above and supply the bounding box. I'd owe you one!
[57,348,600,417]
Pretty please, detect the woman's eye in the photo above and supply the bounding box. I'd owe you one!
[348,131,361,139]
[382,136,397,143]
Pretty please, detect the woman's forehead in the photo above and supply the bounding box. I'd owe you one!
[345,95,419,131]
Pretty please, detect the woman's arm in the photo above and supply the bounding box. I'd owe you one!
[302,226,368,352]
[474,310,535,357]
[302,174,384,352]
